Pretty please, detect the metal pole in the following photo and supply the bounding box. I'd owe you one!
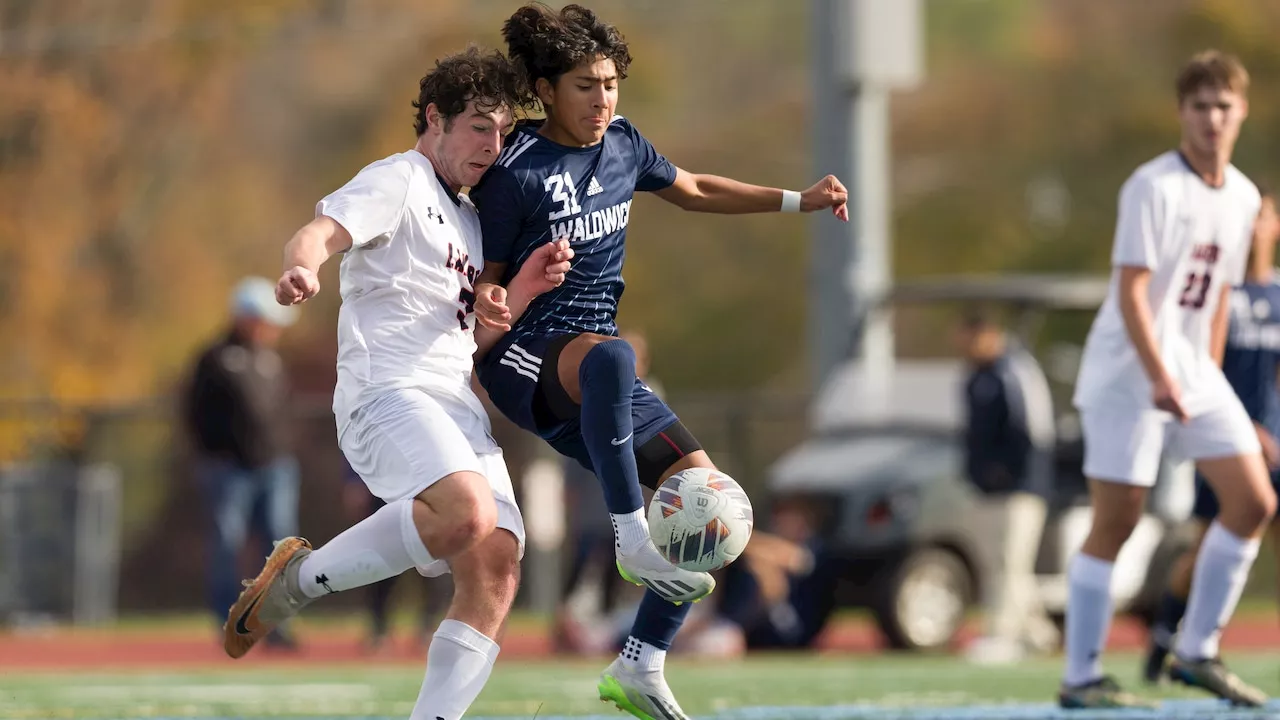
[809,0,895,395]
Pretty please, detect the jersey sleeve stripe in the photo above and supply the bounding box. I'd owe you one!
[500,134,537,168]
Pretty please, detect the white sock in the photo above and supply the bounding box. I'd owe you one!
[612,509,651,554]
[410,619,500,720]
[1062,553,1114,687]
[620,635,666,673]
[1175,521,1260,661]
[297,497,432,598]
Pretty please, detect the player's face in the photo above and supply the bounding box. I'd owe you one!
[437,100,514,189]
[546,56,618,146]
[1178,84,1247,159]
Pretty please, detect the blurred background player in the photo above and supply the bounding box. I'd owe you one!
[469,5,848,718]
[1060,50,1274,709]
[183,276,300,650]
[1144,185,1280,682]
[219,48,572,720]
[954,311,1059,664]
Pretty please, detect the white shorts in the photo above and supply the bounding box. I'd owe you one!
[1080,397,1261,487]
[339,386,526,573]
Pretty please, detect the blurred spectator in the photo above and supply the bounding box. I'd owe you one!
[555,329,661,654]
[341,457,450,653]
[955,311,1060,664]
[182,277,300,648]
[666,495,839,657]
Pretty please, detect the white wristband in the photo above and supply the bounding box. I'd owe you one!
[780,190,801,213]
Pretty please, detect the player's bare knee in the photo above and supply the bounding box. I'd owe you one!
[454,531,521,611]
[415,472,498,556]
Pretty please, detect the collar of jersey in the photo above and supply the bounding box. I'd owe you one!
[405,149,462,206]
[433,171,462,206]
[1175,149,1226,191]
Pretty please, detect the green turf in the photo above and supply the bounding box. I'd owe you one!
[1,652,1277,719]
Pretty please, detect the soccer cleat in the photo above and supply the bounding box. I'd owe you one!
[222,537,313,659]
[1168,655,1268,707]
[1058,675,1157,709]
[598,657,690,720]
[615,543,714,605]
[1142,628,1172,684]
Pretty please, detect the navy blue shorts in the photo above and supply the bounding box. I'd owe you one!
[477,331,693,482]
[1191,470,1280,521]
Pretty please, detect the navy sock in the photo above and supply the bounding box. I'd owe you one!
[579,340,644,514]
[629,588,693,650]
[1151,591,1188,647]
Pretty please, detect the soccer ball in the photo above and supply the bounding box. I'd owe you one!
[648,467,754,572]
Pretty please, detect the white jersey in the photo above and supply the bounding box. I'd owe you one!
[1074,151,1260,415]
[317,150,487,437]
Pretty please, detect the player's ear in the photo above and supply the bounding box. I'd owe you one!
[425,102,443,133]
[535,77,554,108]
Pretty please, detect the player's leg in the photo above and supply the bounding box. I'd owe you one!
[1059,405,1164,709]
[599,408,714,720]
[1165,405,1274,706]
[411,520,521,720]
[392,404,525,720]
[546,334,713,603]
[222,389,498,659]
[1142,480,1213,683]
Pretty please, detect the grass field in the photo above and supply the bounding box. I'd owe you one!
[3,652,1279,720]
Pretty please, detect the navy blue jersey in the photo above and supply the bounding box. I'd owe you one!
[469,116,677,339]
[1222,278,1280,438]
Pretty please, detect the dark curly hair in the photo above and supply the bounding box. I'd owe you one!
[502,3,631,103]
[412,46,531,136]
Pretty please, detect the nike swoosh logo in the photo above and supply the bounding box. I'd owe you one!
[234,593,264,635]
[610,433,633,446]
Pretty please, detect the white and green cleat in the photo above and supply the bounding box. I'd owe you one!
[598,658,690,720]
[615,543,714,606]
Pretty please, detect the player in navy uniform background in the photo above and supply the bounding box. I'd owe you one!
[1143,186,1280,683]
[468,5,847,720]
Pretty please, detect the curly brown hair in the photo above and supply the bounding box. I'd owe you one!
[502,2,632,102]
[412,46,531,136]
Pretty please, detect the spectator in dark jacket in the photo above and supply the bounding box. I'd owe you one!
[184,277,299,647]
[957,311,1060,664]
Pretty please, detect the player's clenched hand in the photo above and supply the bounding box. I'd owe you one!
[474,283,513,331]
[515,239,574,295]
[277,266,319,306]
[1151,375,1188,423]
[800,175,850,222]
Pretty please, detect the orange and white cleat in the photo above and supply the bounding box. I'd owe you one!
[222,536,313,659]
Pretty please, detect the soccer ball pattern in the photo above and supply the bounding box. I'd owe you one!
[647,467,754,572]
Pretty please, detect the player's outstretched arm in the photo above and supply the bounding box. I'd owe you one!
[1118,265,1187,421]
[276,216,354,306]
[653,168,849,221]
[472,240,573,360]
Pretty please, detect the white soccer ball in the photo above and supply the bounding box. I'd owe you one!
[647,467,754,572]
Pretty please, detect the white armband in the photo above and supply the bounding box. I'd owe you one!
[780,190,801,213]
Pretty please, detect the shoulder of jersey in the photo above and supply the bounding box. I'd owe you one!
[1224,164,1262,203]
[365,150,419,176]
[1129,150,1184,184]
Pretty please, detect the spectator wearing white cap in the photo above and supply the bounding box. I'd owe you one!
[182,276,301,650]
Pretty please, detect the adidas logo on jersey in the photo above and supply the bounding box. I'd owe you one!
[586,176,605,197]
